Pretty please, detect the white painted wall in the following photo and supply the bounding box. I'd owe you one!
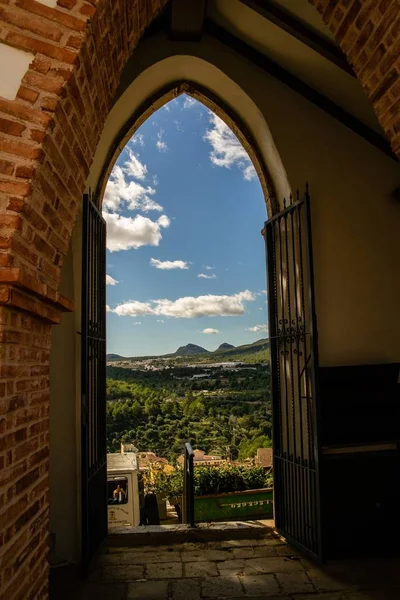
[0,43,33,100]
[37,0,58,7]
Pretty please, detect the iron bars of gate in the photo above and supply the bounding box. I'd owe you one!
[81,192,108,570]
[264,185,322,561]
[182,443,195,526]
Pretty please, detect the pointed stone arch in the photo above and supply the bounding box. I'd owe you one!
[93,80,279,219]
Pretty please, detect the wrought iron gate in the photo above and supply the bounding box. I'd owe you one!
[81,193,107,569]
[264,186,322,561]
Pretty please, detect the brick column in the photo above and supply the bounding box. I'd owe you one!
[0,285,72,599]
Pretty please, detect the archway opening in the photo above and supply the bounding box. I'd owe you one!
[104,92,274,530]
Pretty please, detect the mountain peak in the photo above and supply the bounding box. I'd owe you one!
[215,342,235,352]
[174,343,209,356]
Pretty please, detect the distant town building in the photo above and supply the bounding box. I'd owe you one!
[121,442,138,453]
[177,448,227,467]
[136,451,169,472]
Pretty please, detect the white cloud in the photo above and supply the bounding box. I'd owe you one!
[134,321,142,325]
[157,319,164,323]
[204,113,257,181]
[111,290,255,319]
[106,305,112,312]
[152,175,159,186]
[113,301,155,317]
[247,324,268,333]
[204,265,215,271]
[123,150,147,180]
[174,120,183,132]
[103,165,162,212]
[183,95,196,109]
[131,133,145,146]
[156,140,168,151]
[156,129,168,152]
[163,104,170,112]
[106,274,119,286]
[202,328,220,334]
[150,258,189,270]
[198,273,217,279]
[104,212,170,252]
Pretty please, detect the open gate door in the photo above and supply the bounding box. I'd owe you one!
[264,187,322,561]
[81,193,108,570]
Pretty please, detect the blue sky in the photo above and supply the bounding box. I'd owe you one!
[105,95,268,356]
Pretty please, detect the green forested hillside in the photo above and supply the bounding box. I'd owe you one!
[106,365,272,462]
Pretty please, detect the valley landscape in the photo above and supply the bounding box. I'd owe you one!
[106,338,272,462]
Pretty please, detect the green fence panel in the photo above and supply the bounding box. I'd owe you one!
[194,488,273,522]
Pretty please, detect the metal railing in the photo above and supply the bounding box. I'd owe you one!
[182,443,195,526]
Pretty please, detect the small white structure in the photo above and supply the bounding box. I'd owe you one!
[107,452,140,529]
[177,448,227,467]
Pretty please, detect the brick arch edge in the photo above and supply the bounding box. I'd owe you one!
[309,0,400,158]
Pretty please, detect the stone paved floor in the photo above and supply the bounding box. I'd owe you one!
[59,531,400,600]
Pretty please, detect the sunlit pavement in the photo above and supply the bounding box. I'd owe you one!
[51,525,400,599]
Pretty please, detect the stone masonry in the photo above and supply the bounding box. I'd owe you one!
[0,1,399,598]
[51,533,400,600]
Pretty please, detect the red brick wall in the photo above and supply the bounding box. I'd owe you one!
[0,0,398,598]
[0,306,51,599]
[309,0,400,156]
[0,1,168,598]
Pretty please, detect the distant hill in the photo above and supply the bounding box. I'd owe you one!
[173,343,209,356]
[107,338,269,364]
[107,353,126,361]
[172,338,269,365]
[215,343,235,352]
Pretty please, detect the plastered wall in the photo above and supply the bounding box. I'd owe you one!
[49,220,81,565]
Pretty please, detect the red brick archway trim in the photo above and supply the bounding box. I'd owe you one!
[0,0,398,597]
[309,0,400,157]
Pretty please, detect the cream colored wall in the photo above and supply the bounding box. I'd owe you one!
[49,219,82,564]
[260,81,400,366]
[88,32,400,367]
[0,43,33,100]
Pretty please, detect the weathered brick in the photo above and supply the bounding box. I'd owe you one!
[0,98,51,127]
[16,86,39,105]
[5,31,77,64]
[0,159,14,176]
[22,70,65,94]
[0,117,26,136]
[15,165,35,179]
[58,0,77,8]
[0,6,63,42]
[0,138,42,161]
[80,2,96,17]
[15,0,87,32]
[0,179,30,197]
